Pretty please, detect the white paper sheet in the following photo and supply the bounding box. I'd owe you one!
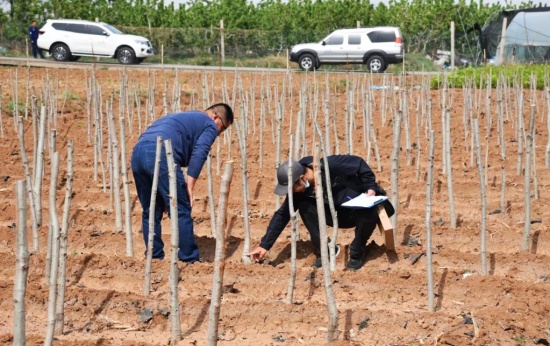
[341,194,388,209]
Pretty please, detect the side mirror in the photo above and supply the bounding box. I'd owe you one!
[322,41,326,46]
[103,31,109,36]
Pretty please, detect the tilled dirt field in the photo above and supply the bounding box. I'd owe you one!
[0,66,548,345]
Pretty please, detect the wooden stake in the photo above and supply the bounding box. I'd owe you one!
[425,131,435,311]
[13,180,29,346]
[45,152,60,346]
[207,161,234,346]
[165,139,181,344]
[313,143,338,342]
[473,119,488,275]
[143,136,162,296]
[55,141,74,334]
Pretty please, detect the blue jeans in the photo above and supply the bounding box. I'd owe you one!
[131,141,199,262]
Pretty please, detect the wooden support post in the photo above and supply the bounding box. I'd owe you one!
[376,205,395,251]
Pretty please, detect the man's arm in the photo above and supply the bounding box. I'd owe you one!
[186,126,217,180]
[247,196,293,262]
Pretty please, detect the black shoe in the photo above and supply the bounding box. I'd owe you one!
[313,244,341,268]
[347,254,365,271]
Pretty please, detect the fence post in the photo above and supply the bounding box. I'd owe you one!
[356,20,360,28]
[220,19,225,65]
[450,21,455,70]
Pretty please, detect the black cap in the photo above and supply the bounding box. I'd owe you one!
[274,160,304,196]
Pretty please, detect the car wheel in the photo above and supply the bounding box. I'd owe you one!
[135,58,145,64]
[117,46,136,64]
[299,54,316,71]
[366,55,386,73]
[51,43,71,62]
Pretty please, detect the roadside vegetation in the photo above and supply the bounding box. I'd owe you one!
[0,0,541,69]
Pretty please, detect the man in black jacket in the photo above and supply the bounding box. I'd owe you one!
[247,155,394,271]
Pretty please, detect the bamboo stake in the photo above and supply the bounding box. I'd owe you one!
[313,143,338,342]
[164,139,182,344]
[143,137,163,296]
[426,131,435,312]
[521,105,536,252]
[207,161,234,346]
[119,116,133,256]
[55,140,74,334]
[13,180,29,346]
[473,119,488,275]
[45,152,60,346]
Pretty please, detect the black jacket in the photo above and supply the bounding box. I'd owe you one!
[259,155,391,251]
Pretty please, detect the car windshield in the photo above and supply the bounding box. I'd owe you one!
[103,24,123,35]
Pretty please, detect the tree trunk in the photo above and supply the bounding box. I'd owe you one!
[207,161,234,346]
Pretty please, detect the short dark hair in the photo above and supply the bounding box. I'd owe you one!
[206,103,234,126]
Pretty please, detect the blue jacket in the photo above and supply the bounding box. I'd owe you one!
[136,111,218,179]
[29,26,40,42]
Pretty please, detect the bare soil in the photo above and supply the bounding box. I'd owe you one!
[0,66,548,345]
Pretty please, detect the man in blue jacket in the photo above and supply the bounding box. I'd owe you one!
[29,21,44,59]
[131,103,233,263]
[247,155,394,271]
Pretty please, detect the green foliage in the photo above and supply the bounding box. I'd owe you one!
[430,64,550,89]
[0,0,543,66]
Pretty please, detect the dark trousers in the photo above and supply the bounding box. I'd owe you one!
[131,141,199,262]
[298,198,379,259]
[31,41,44,59]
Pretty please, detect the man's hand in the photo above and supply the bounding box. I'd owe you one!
[246,246,267,263]
[186,184,194,208]
[366,189,376,196]
[186,176,196,208]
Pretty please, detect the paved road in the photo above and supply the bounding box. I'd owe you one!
[0,56,439,76]
[0,56,291,73]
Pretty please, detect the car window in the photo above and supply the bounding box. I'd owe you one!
[326,35,344,45]
[52,23,67,31]
[348,34,361,45]
[103,24,123,35]
[87,25,106,36]
[66,24,87,34]
[368,31,396,43]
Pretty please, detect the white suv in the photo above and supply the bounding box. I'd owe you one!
[37,19,154,64]
[289,27,403,72]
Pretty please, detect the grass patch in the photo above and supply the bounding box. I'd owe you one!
[430,64,550,89]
